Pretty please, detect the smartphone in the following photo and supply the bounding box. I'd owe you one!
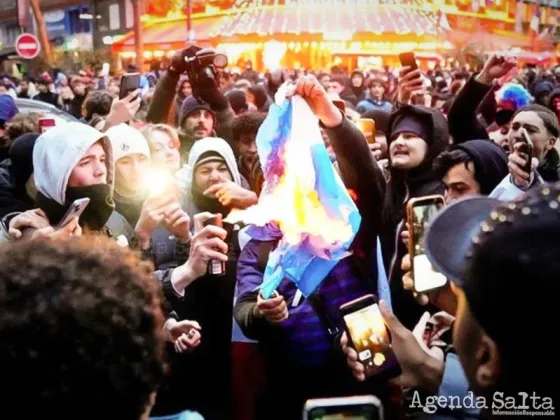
[39,117,56,133]
[119,72,141,99]
[56,198,90,230]
[340,294,400,379]
[303,395,383,420]
[356,118,376,144]
[202,214,226,276]
[399,52,418,71]
[517,128,533,175]
[406,195,447,293]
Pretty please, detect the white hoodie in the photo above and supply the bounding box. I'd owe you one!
[176,137,242,191]
[33,122,114,205]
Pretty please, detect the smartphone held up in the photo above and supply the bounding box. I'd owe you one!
[356,118,376,144]
[340,294,400,379]
[406,195,447,293]
[304,395,383,420]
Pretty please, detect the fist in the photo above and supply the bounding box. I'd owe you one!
[256,292,288,324]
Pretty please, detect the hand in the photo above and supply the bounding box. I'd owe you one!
[169,48,198,74]
[293,75,343,128]
[476,54,518,86]
[165,319,202,353]
[379,301,444,392]
[31,217,82,240]
[186,224,228,279]
[161,202,191,243]
[8,209,51,239]
[397,67,423,104]
[401,254,457,315]
[508,142,537,188]
[135,195,177,248]
[401,223,410,246]
[204,176,258,209]
[255,292,288,324]
[341,332,366,381]
[368,142,383,160]
[103,90,142,130]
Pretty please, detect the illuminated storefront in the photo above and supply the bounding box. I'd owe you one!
[112,0,559,69]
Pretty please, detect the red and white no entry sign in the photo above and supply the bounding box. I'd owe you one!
[15,33,41,59]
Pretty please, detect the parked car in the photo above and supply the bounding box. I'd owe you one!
[14,98,78,124]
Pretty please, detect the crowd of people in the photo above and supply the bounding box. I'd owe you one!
[0,49,559,420]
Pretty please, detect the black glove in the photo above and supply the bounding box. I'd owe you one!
[169,46,202,75]
[193,69,228,112]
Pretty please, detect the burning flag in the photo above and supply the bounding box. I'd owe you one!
[228,83,361,298]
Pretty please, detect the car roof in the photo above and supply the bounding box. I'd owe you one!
[15,98,79,124]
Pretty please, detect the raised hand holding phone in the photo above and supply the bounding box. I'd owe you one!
[406,195,447,294]
[340,295,400,379]
[509,128,536,187]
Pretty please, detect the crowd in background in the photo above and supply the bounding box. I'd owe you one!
[0,49,560,420]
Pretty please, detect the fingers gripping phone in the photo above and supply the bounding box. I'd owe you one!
[399,52,418,71]
[356,118,376,144]
[303,395,383,420]
[340,295,400,379]
[517,128,534,175]
[119,72,141,99]
[406,195,447,293]
[56,198,90,230]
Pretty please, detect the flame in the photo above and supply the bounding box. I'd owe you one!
[225,142,354,250]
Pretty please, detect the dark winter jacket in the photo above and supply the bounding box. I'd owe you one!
[147,70,237,157]
[381,105,449,329]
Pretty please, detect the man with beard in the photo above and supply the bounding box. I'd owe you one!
[153,137,256,420]
[147,49,237,158]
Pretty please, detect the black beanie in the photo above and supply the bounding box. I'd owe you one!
[455,140,509,195]
[179,95,215,127]
[9,133,39,192]
[391,114,430,142]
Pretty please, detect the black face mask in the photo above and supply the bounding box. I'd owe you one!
[66,184,115,230]
[38,184,115,231]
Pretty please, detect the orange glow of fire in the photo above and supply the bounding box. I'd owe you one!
[225,143,355,249]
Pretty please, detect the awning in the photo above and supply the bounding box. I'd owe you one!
[113,16,224,52]
[113,5,449,53]
[216,6,448,40]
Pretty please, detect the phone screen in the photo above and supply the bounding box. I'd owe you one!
[308,405,379,420]
[356,119,375,144]
[119,73,140,99]
[411,200,446,293]
[344,303,391,370]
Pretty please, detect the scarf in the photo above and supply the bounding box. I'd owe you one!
[37,184,115,231]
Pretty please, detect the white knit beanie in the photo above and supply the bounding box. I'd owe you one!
[106,123,151,163]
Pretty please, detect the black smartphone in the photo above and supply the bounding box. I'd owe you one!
[406,195,447,293]
[340,294,400,379]
[517,128,533,175]
[304,396,383,420]
[119,72,141,99]
[399,52,418,71]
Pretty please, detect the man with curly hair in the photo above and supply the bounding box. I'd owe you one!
[0,237,166,419]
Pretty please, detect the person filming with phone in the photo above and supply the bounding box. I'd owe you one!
[2,122,135,241]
